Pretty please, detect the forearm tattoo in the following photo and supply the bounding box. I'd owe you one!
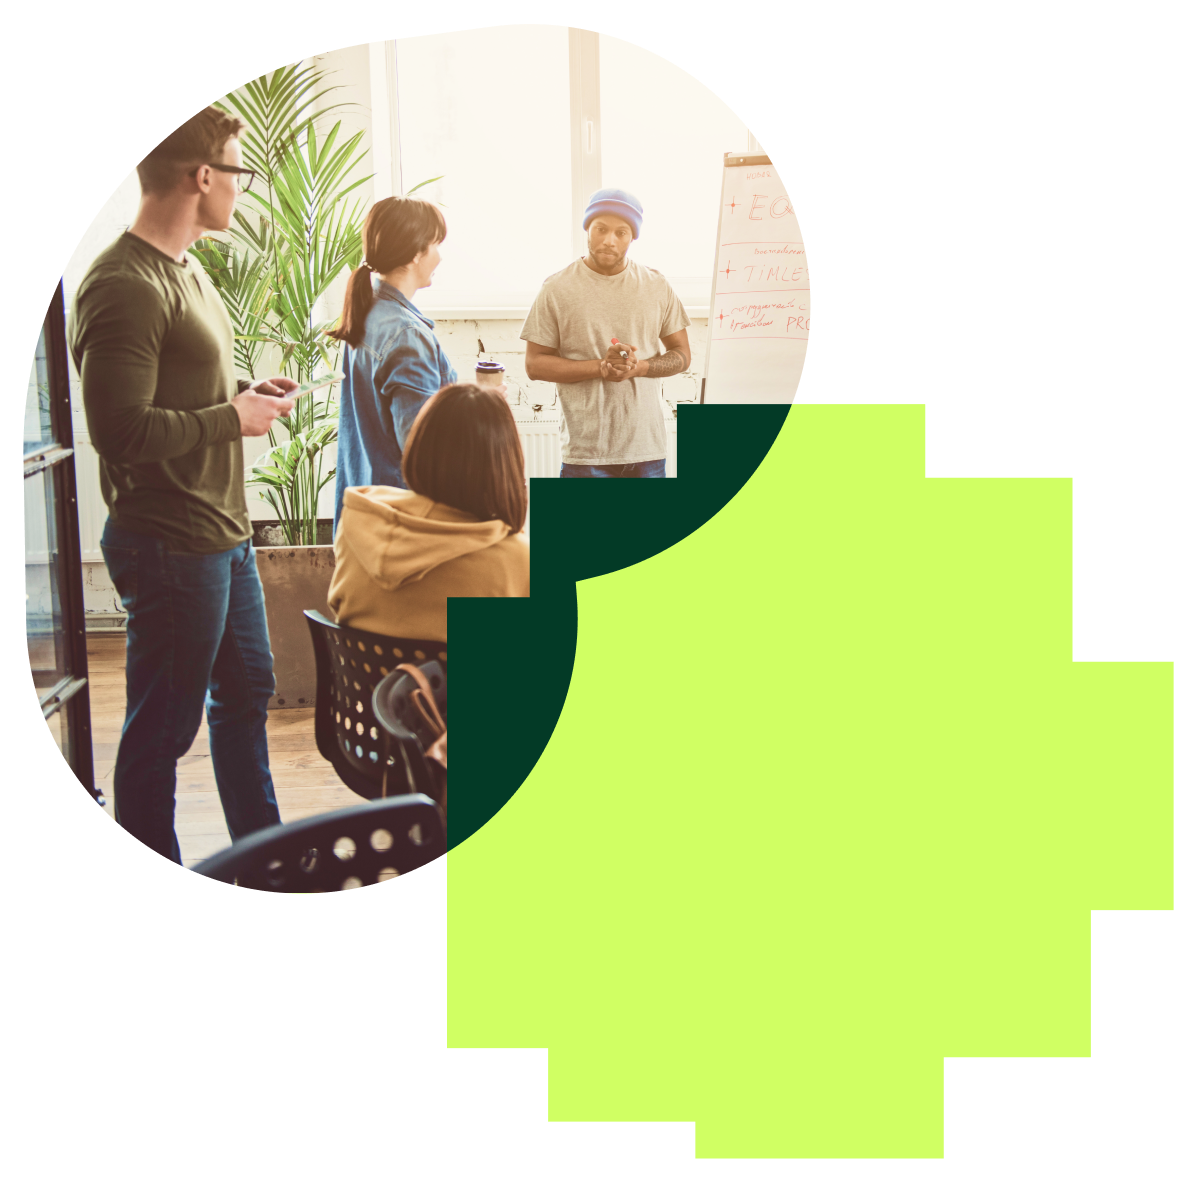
[643,351,686,378]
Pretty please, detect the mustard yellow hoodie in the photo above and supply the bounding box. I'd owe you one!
[327,486,530,641]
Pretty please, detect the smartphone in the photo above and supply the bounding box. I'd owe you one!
[258,371,344,401]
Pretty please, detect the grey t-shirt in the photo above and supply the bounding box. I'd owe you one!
[520,259,690,465]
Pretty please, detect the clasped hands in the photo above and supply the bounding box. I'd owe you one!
[599,342,643,382]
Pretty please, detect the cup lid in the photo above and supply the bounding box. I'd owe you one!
[475,360,505,372]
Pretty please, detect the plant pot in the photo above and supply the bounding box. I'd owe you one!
[254,524,336,709]
[252,519,333,548]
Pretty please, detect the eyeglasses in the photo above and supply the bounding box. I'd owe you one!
[204,163,257,193]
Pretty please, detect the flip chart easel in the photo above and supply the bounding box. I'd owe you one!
[701,154,809,403]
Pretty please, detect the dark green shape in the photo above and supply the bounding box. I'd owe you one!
[448,404,790,849]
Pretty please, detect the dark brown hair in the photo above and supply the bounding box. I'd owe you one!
[330,196,448,347]
[402,385,527,533]
[137,105,246,195]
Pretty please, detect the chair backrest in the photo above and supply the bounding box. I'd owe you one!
[304,610,447,800]
[191,795,445,891]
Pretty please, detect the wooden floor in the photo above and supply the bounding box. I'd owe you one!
[88,632,360,868]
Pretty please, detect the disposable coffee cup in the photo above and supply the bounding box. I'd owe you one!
[475,359,506,390]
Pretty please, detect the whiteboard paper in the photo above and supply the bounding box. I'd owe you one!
[702,155,809,403]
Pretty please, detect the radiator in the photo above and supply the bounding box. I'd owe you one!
[516,421,564,478]
[517,417,678,479]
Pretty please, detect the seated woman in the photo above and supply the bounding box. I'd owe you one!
[327,383,530,642]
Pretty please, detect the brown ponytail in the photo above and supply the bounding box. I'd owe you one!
[330,196,447,347]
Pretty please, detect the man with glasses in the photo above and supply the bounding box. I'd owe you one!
[69,105,296,864]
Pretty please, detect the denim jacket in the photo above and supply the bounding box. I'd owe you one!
[333,281,456,529]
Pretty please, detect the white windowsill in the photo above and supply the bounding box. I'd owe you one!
[423,307,531,321]
[423,305,711,321]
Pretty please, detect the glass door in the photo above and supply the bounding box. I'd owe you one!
[24,282,97,798]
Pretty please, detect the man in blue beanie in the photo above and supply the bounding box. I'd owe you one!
[522,187,691,477]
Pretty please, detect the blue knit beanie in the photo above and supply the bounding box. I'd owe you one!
[583,188,643,239]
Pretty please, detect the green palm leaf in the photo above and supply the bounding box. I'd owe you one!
[200,58,430,546]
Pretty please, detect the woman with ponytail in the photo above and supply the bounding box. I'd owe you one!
[330,196,455,529]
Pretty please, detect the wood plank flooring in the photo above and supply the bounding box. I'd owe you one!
[88,632,360,868]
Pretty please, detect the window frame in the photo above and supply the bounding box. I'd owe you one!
[24,282,97,799]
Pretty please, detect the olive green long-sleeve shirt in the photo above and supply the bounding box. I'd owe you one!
[68,232,251,554]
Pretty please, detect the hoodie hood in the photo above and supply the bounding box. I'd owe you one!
[337,486,513,591]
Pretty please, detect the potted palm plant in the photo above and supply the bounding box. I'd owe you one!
[197,61,443,706]
[197,61,368,542]
[195,61,368,706]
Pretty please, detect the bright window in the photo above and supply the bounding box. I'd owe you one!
[394,27,574,309]
[599,34,752,306]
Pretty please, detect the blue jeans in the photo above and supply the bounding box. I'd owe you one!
[101,519,281,864]
[559,459,667,479]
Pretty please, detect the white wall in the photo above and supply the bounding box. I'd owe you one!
[599,33,753,306]
[54,37,710,619]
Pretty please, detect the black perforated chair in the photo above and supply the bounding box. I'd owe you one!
[304,610,447,800]
[191,795,445,891]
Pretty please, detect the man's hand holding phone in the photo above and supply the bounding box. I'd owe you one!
[232,377,298,437]
[250,376,301,398]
